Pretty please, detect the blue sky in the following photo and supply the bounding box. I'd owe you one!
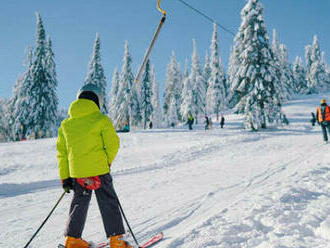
[0,0,329,108]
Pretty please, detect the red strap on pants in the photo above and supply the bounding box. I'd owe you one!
[77,176,101,190]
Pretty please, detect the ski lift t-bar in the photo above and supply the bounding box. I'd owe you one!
[114,0,166,130]
[134,0,166,84]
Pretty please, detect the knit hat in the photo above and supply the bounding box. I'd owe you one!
[77,84,103,109]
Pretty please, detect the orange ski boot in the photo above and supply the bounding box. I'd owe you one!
[110,234,132,248]
[65,236,90,248]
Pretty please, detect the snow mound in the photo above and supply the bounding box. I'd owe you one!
[316,217,330,240]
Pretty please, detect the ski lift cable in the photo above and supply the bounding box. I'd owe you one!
[177,0,236,37]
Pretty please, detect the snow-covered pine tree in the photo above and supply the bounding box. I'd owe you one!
[84,34,108,113]
[176,63,183,120]
[321,52,330,87]
[292,56,308,94]
[7,51,27,140]
[26,13,58,138]
[272,29,287,101]
[44,36,59,135]
[227,46,238,108]
[272,29,280,60]
[305,44,313,80]
[11,79,28,140]
[168,96,179,127]
[0,98,6,140]
[11,47,36,140]
[109,68,120,120]
[183,58,189,80]
[190,39,206,122]
[163,53,174,118]
[180,58,193,121]
[278,44,295,96]
[163,51,182,126]
[272,29,293,100]
[219,57,228,96]
[116,41,141,128]
[150,65,162,127]
[229,0,281,130]
[305,35,329,93]
[206,23,227,119]
[0,98,13,141]
[203,51,211,93]
[140,59,153,129]
[227,46,235,81]
[3,45,34,141]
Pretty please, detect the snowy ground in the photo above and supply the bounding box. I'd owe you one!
[1,93,330,248]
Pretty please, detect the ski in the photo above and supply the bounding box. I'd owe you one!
[140,232,164,248]
[58,232,164,248]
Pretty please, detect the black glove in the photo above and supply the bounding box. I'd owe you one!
[62,178,73,193]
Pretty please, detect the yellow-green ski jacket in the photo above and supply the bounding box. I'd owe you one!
[57,99,119,179]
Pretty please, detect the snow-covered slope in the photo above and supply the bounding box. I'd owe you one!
[1,93,330,248]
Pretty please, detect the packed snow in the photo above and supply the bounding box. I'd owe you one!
[1,93,330,248]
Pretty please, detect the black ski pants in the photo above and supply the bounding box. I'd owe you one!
[65,174,125,238]
[321,122,330,141]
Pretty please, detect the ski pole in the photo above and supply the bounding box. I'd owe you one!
[23,191,66,248]
[115,194,141,248]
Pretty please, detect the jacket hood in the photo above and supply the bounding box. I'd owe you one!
[68,99,100,118]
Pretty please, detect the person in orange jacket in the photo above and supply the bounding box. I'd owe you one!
[316,98,330,143]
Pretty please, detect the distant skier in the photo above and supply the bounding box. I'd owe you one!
[204,116,209,130]
[282,114,289,125]
[57,84,132,248]
[220,115,225,128]
[316,98,330,144]
[187,113,194,130]
[310,112,316,126]
[20,123,26,141]
[117,120,130,133]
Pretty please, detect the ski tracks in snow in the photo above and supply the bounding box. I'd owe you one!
[158,137,330,247]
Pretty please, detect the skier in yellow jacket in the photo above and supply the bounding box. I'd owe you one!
[57,84,132,248]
